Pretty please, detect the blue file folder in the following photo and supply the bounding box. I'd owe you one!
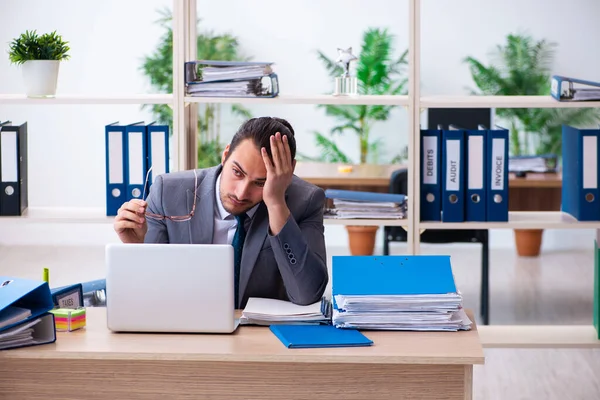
[105,122,128,216]
[331,255,457,298]
[269,324,373,348]
[562,125,600,221]
[125,122,148,202]
[464,126,487,222]
[441,127,465,222]
[484,125,509,222]
[420,128,442,221]
[146,122,170,199]
[324,189,406,203]
[0,276,56,350]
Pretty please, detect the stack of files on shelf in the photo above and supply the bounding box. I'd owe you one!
[105,121,169,216]
[551,75,600,102]
[331,255,472,332]
[420,124,509,222]
[324,189,407,219]
[509,154,557,173]
[239,297,331,326]
[0,120,28,216]
[561,125,600,221]
[0,276,57,350]
[184,60,279,98]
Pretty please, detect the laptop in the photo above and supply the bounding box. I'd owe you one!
[105,243,238,333]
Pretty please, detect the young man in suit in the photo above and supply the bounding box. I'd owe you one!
[113,117,328,308]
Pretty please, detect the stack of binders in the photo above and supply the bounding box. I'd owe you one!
[420,124,509,222]
[331,255,472,331]
[324,189,408,219]
[184,60,279,98]
[0,120,28,216]
[105,121,169,216]
[561,125,600,221]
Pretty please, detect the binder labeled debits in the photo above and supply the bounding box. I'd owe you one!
[562,125,600,221]
[420,128,441,221]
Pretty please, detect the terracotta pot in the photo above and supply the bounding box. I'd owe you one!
[514,229,544,257]
[346,225,379,255]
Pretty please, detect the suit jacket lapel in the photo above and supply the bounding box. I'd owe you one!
[187,166,220,244]
[238,201,269,299]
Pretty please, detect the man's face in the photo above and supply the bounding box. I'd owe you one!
[219,138,267,215]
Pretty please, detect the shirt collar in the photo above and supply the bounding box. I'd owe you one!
[215,171,259,221]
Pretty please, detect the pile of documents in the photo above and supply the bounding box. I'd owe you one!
[240,297,331,326]
[324,189,407,219]
[184,60,279,98]
[331,255,472,331]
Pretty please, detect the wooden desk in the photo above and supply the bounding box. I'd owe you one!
[0,308,484,400]
[296,162,562,211]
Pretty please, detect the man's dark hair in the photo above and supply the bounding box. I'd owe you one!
[225,117,296,162]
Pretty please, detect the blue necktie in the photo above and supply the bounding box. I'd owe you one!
[232,213,247,307]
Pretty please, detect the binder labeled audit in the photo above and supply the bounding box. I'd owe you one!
[441,126,464,222]
[551,75,600,102]
[0,276,56,350]
[0,122,28,216]
[452,125,486,222]
[482,125,509,222]
[420,128,442,221]
[562,125,600,221]
[105,122,128,216]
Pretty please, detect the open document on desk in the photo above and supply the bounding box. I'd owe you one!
[331,255,472,331]
[240,297,331,326]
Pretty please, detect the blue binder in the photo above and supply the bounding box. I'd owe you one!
[105,122,127,216]
[484,125,509,222]
[269,324,373,348]
[332,255,457,298]
[562,125,600,221]
[441,127,465,222]
[0,276,56,350]
[420,128,442,221]
[145,122,170,199]
[454,125,486,222]
[551,75,600,102]
[125,122,148,202]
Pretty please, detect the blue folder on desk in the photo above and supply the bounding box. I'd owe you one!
[270,324,373,348]
[0,276,57,350]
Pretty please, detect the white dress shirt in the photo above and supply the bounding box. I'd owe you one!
[212,172,259,245]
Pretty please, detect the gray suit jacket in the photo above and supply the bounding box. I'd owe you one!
[144,165,328,308]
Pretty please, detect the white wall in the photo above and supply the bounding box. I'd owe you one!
[0,0,599,249]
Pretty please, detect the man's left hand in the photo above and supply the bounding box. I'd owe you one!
[261,132,295,209]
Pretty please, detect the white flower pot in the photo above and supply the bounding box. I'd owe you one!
[21,60,60,97]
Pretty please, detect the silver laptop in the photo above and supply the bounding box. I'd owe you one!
[105,243,238,333]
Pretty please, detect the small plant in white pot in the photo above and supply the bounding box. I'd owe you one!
[8,30,70,97]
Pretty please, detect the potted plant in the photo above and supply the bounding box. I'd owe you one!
[140,8,252,168]
[308,28,408,255]
[8,30,70,97]
[464,32,600,256]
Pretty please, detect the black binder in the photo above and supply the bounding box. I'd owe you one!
[0,121,28,216]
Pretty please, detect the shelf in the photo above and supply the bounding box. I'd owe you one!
[419,211,600,230]
[0,94,173,105]
[420,95,600,109]
[478,325,600,349]
[185,94,408,106]
[324,218,408,227]
[0,207,114,223]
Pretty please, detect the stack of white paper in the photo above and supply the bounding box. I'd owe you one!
[240,297,330,326]
[332,293,472,331]
[325,199,408,219]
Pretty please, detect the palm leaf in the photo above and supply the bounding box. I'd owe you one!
[312,131,352,163]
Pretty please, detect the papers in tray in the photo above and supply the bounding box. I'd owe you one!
[240,297,331,326]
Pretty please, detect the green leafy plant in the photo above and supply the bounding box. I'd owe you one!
[8,30,70,65]
[303,27,408,164]
[140,8,252,168]
[464,32,600,156]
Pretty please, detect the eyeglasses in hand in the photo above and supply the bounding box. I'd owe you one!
[142,166,198,222]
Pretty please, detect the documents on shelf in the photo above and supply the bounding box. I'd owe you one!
[331,255,472,332]
[324,189,408,219]
[240,297,331,326]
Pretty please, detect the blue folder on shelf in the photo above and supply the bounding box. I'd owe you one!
[0,276,57,350]
[551,75,600,102]
[269,324,373,348]
[324,189,406,203]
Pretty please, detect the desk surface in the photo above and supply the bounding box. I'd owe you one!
[2,308,484,365]
[295,161,562,188]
